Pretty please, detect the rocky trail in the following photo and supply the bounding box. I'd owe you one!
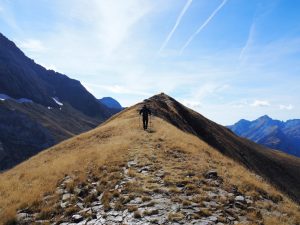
[16,132,291,225]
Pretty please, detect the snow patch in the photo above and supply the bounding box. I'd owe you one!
[0,93,11,101]
[0,93,33,103]
[17,98,33,103]
[52,97,63,106]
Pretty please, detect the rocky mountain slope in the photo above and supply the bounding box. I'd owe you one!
[0,94,299,225]
[0,33,118,170]
[228,116,300,157]
[0,99,100,170]
[0,33,111,118]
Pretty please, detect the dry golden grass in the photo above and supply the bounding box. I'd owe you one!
[168,212,185,222]
[0,103,299,224]
[141,196,152,202]
[133,210,142,218]
[143,209,159,216]
[197,208,212,217]
[168,186,181,194]
[0,107,138,223]
[127,205,138,213]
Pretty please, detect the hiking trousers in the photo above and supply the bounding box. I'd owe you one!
[143,116,148,129]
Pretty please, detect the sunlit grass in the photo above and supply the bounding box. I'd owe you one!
[0,104,299,224]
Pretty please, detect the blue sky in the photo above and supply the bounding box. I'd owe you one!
[0,0,300,125]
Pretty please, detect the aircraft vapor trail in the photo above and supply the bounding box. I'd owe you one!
[180,0,228,54]
[239,23,255,60]
[158,0,193,54]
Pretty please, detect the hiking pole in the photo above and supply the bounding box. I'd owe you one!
[139,115,141,129]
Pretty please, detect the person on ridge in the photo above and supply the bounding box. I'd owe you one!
[139,105,152,130]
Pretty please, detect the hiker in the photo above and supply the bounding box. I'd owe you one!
[139,105,152,130]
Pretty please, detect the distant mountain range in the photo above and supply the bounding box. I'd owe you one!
[228,115,300,157]
[0,33,121,170]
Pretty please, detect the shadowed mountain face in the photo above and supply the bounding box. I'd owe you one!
[0,105,55,169]
[98,97,123,115]
[228,116,300,157]
[0,33,118,170]
[99,97,123,110]
[0,99,101,170]
[143,93,300,203]
[0,33,111,119]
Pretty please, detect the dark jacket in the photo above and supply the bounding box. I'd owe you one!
[139,107,151,119]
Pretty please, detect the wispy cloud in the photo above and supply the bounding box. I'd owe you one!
[178,83,229,112]
[233,99,271,108]
[82,83,152,96]
[193,83,229,100]
[231,99,250,108]
[0,1,20,32]
[251,100,270,107]
[238,1,281,63]
[239,23,256,60]
[237,37,300,73]
[158,0,193,54]
[3,0,299,124]
[181,100,202,110]
[180,0,228,53]
[41,63,57,71]
[59,0,154,57]
[279,104,294,110]
[19,39,46,53]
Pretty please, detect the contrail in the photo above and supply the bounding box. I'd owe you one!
[158,0,193,54]
[180,0,228,54]
[239,23,255,60]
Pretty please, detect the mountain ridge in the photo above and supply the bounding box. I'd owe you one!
[0,93,299,225]
[144,94,300,202]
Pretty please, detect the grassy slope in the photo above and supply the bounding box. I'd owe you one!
[0,104,299,224]
[146,94,300,202]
